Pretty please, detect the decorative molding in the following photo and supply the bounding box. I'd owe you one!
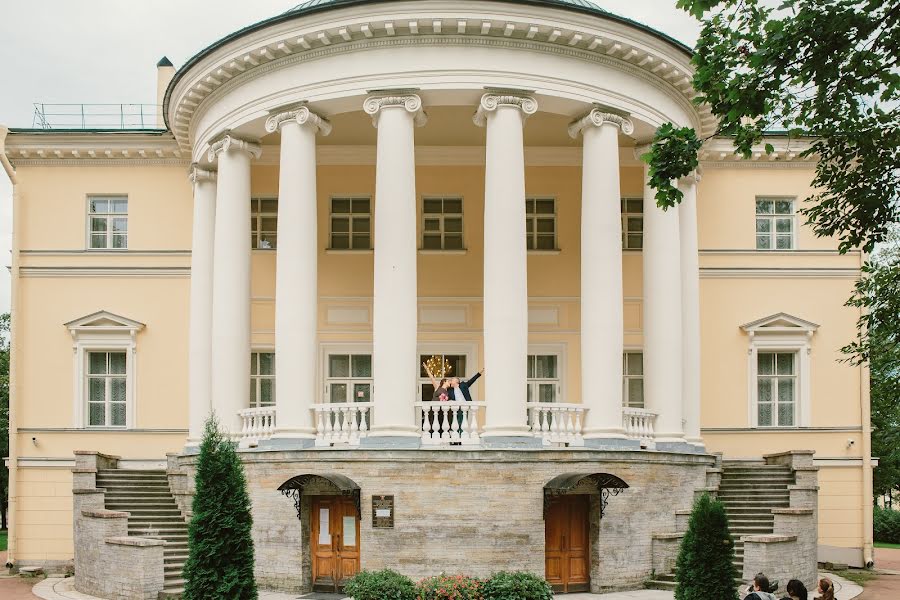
[207,134,262,162]
[264,104,332,136]
[362,93,427,127]
[4,132,184,166]
[20,250,192,256]
[702,427,862,433]
[741,312,820,335]
[189,165,216,184]
[699,136,817,166]
[20,266,191,278]
[326,307,370,325]
[473,92,538,126]
[528,307,560,326]
[568,107,635,138]
[419,306,468,325]
[700,267,860,279]
[698,249,859,256]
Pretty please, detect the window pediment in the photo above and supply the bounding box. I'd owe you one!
[66,310,145,333]
[741,312,819,337]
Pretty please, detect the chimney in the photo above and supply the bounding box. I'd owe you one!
[156,56,176,128]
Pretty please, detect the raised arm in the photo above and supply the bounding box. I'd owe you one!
[423,362,439,390]
[466,368,484,387]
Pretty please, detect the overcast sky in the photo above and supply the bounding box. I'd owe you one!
[0,0,701,314]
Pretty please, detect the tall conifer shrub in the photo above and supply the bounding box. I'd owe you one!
[674,493,739,600]
[183,416,257,599]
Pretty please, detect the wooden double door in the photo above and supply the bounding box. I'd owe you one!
[545,495,591,593]
[311,497,361,592]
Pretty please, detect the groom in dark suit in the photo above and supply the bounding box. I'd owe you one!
[450,368,485,402]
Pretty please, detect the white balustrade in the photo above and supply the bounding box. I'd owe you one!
[313,402,372,446]
[415,401,486,446]
[236,406,276,447]
[622,407,658,441]
[527,403,587,446]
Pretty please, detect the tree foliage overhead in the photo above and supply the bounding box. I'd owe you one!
[647,0,900,253]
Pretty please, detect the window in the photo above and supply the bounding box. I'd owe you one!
[526,198,557,250]
[527,354,559,403]
[87,351,127,427]
[251,197,278,249]
[88,196,128,249]
[623,352,644,408]
[756,198,795,250]
[250,352,275,407]
[330,197,371,250]
[419,353,468,401]
[621,198,644,250]
[756,352,796,427]
[326,353,372,403]
[422,197,464,250]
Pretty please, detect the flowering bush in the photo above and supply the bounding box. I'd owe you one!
[416,574,483,600]
[344,569,416,600]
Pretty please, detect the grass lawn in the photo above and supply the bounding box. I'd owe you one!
[0,529,7,552]
[875,541,900,549]
[831,569,878,587]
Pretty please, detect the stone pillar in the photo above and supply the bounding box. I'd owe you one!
[265,106,332,445]
[187,166,216,445]
[679,172,703,447]
[642,164,685,447]
[568,108,635,447]
[474,92,537,444]
[208,135,261,433]
[363,93,427,444]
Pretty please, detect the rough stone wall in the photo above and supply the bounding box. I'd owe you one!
[175,448,714,593]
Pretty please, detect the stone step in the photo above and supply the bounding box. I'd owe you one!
[719,481,791,488]
[128,517,187,525]
[107,500,179,508]
[645,580,677,591]
[159,589,184,599]
[717,494,790,501]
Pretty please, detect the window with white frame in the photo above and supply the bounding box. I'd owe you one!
[250,352,275,407]
[756,198,795,250]
[325,353,372,403]
[756,352,797,427]
[621,197,644,250]
[422,197,464,250]
[330,197,371,250]
[251,197,278,249]
[527,354,560,403]
[623,352,644,408]
[88,196,128,249]
[418,353,468,401]
[87,351,127,427]
[526,198,557,250]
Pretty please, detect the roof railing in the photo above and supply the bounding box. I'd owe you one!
[30,103,163,130]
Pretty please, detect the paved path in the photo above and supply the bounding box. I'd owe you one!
[0,576,42,599]
[875,547,900,572]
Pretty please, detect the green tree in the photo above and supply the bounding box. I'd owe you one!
[183,416,257,600]
[1,312,9,532]
[645,0,899,255]
[675,493,739,600]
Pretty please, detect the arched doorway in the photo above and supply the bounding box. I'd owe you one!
[278,474,361,593]
[543,473,629,593]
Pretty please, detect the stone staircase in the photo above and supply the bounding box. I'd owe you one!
[97,469,188,597]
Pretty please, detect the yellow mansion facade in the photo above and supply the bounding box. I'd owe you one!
[0,0,873,595]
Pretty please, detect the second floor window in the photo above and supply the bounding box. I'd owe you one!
[623,352,644,408]
[526,198,557,250]
[251,197,278,249]
[326,353,372,403]
[88,196,128,249]
[621,198,644,250]
[527,354,559,403]
[330,197,371,250]
[419,353,468,401]
[757,352,796,427]
[422,197,464,250]
[87,351,127,427]
[250,352,275,408]
[756,198,795,250]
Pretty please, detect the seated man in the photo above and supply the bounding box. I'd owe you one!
[745,573,778,600]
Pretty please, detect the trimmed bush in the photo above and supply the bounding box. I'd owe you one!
[874,506,900,543]
[344,569,416,600]
[481,571,553,600]
[417,574,483,599]
[675,493,739,600]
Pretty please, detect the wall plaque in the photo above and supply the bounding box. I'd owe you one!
[372,495,394,528]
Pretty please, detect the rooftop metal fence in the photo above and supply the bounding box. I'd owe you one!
[30,103,163,130]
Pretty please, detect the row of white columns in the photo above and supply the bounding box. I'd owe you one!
[186,91,702,449]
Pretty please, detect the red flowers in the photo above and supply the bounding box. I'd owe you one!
[416,574,483,600]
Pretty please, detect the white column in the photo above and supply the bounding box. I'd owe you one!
[364,94,427,441]
[569,109,634,443]
[208,135,261,434]
[642,164,685,445]
[187,166,216,445]
[474,92,537,440]
[679,172,703,446]
[265,106,332,442]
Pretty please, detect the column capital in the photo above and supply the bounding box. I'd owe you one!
[188,164,216,184]
[363,93,427,127]
[265,105,332,136]
[568,108,634,139]
[207,134,262,163]
[678,168,703,186]
[473,92,538,127]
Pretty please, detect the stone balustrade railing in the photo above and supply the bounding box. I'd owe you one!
[527,403,586,446]
[236,406,276,447]
[622,407,657,441]
[313,402,372,446]
[415,401,486,445]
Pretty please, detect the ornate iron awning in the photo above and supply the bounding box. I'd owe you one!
[543,472,629,518]
[278,473,361,520]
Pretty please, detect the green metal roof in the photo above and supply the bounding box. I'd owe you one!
[286,0,608,13]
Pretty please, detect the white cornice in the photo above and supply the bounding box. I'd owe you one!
[4,132,184,167]
[700,267,859,279]
[700,136,817,167]
[0,125,17,183]
[20,266,190,278]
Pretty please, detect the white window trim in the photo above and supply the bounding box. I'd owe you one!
[250,197,278,250]
[328,195,372,251]
[621,197,644,251]
[755,196,797,251]
[416,342,479,401]
[319,342,374,404]
[742,313,819,428]
[525,197,558,251]
[250,348,276,408]
[421,195,465,251]
[527,343,567,404]
[86,194,128,251]
[623,347,644,408]
[66,310,143,429]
